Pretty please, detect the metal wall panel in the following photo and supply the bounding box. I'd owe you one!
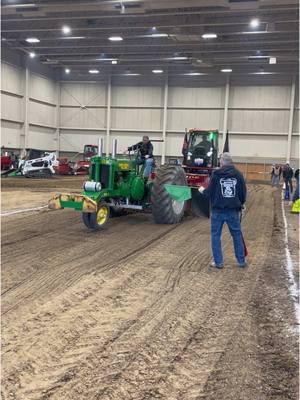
[1,62,23,95]
[168,87,224,108]
[29,101,56,127]
[229,85,291,108]
[1,93,23,122]
[167,109,223,131]
[60,107,106,129]
[228,110,289,133]
[293,110,299,133]
[60,130,105,153]
[111,109,162,130]
[1,121,22,148]
[29,73,56,104]
[291,137,299,159]
[60,82,107,106]
[230,135,287,159]
[27,126,56,151]
[112,86,163,107]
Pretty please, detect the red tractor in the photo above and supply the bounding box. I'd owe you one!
[73,144,98,175]
[182,129,219,216]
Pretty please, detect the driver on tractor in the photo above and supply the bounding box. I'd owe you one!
[198,134,212,154]
[125,135,154,178]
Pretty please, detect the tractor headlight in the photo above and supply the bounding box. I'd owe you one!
[207,151,213,157]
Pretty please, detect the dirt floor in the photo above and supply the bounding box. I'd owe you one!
[1,176,299,400]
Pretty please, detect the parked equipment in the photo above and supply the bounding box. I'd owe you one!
[49,132,219,230]
[73,144,98,175]
[18,149,58,178]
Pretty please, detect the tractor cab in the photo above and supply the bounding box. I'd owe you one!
[182,129,219,168]
[83,145,98,161]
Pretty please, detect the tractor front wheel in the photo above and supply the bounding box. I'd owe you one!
[82,204,110,230]
[151,165,187,224]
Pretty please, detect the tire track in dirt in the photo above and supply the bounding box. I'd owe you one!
[2,185,297,400]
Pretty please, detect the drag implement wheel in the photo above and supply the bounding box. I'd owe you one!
[151,165,187,224]
[82,204,110,230]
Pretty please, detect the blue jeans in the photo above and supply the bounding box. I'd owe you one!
[143,158,153,178]
[211,210,245,266]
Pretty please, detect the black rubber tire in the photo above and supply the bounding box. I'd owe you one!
[82,205,110,230]
[151,165,187,224]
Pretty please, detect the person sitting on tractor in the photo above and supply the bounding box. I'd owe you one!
[125,135,154,178]
[197,134,212,154]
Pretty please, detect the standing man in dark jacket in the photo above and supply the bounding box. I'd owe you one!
[125,135,154,178]
[199,152,247,269]
[282,162,294,193]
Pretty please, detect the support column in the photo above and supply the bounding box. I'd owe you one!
[161,74,169,165]
[23,67,30,153]
[221,76,230,153]
[286,75,296,163]
[55,82,61,156]
[106,75,112,155]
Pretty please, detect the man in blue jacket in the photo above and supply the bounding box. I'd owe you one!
[199,152,247,269]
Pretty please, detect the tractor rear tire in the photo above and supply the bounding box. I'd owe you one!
[151,165,187,224]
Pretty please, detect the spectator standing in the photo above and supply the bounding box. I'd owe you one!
[271,164,282,187]
[282,163,294,193]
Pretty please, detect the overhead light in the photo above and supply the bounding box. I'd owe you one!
[152,69,163,74]
[89,69,99,74]
[29,52,36,58]
[152,26,157,31]
[269,57,277,64]
[65,68,71,74]
[109,36,123,42]
[112,60,118,65]
[62,25,71,34]
[196,59,202,63]
[26,37,40,43]
[150,33,168,38]
[61,36,85,40]
[250,18,260,28]
[202,33,217,39]
[166,56,188,61]
[123,73,140,76]
[184,72,205,76]
[221,68,232,73]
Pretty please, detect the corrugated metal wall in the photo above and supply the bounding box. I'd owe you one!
[1,61,299,163]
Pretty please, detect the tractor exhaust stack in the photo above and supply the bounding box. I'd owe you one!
[98,138,103,157]
[112,138,117,158]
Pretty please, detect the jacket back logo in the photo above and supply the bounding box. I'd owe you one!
[220,178,237,198]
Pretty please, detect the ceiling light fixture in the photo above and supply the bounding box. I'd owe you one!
[221,68,232,73]
[62,25,71,34]
[250,18,260,28]
[166,56,188,61]
[150,33,168,38]
[26,37,40,43]
[112,60,118,64]
[109,36,123,42]
[202,33,217,39]
[152,69,163,74]
[184,72,205,76]
[29,52,36,58]
[269,57,277,64]
[89,69,99,74]
[123,73,140,76]
[65,68,71,74]
[61,36,85,40]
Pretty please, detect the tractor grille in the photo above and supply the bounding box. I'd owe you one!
[100,165,110,188]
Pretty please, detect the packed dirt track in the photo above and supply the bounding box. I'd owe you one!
[1,178,299,400]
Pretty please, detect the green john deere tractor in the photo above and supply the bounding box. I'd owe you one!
[49,139,192,229]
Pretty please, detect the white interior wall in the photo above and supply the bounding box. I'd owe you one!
[1,61,58,151]
[1,60,299,163]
